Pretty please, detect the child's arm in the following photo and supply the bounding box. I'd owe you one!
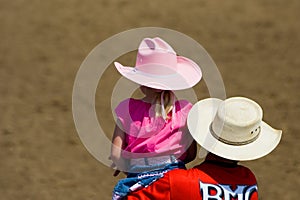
[111,125,127,176]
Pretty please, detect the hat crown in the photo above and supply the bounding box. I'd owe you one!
[211,97,263,145]
[135,38,178,74]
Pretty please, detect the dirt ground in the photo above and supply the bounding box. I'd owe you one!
[0,0,299,199]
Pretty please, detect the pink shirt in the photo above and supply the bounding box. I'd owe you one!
[115,98,193,159]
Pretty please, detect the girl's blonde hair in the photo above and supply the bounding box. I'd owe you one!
[154,90,175,119]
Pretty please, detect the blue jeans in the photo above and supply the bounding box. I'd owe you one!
[112,161,185,200]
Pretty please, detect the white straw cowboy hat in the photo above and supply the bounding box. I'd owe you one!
[114,37,202,90]
[187,97,282,161]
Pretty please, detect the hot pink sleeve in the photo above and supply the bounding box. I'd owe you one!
[114,99,131,129]
[176,100,193,114]
[175,100,193,123]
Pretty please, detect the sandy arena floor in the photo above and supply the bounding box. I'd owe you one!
[0,0,299,199]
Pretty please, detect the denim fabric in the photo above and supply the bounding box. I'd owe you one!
[112,161,185,200]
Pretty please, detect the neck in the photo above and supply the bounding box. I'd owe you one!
[205,153,238,166]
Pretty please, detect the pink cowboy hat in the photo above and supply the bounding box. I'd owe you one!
[114,37,202,90]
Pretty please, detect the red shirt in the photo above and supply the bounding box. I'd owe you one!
[127,161,258,200]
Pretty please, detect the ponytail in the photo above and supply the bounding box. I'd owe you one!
[155,90,175,119]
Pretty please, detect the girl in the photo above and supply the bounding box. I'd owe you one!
[110,37,202,199]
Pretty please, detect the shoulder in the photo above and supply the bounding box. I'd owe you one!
[236,165,257,181]
[175,100,193,113]
[166,168,204,186]
[115,98,141,108]
[127,172,171,200]
[115,98,146,114]
[127,169,199,200]
[167,169,203,199]
[175,99,192,107]
[195,162,257,184]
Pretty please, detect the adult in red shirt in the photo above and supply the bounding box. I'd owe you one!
[127,97,282,200]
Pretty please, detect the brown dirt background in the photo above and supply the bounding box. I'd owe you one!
[0,0,299,199]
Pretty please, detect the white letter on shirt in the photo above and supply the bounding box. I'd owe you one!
[200,181,223,200]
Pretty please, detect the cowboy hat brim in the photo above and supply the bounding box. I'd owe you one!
[114,56,202,90]
[187,98,282,161]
